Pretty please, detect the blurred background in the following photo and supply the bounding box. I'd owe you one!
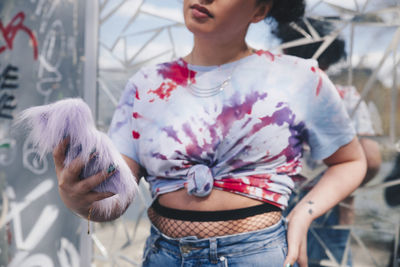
[0,0,399,266]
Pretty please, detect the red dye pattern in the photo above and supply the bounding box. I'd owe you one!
[150,60,197,101]
[158,60,196,86]
[171,166,184,171]
[132,112,142,119]
[316,75,323,96]
[213,180,283,209]
[276,160,300,175]
[214,180,250,194]
[132,131,140,139]
[248,174,272,179]
[148,81,177,100]
[336,86,345,99]
[149,99,155,103]
[0,12,38,60]
[255,50,275,62]
[272,193,281,202]
[311,67,323,96]
[135,90,140,100]
[220,176,271,189]
[170,161,193,172]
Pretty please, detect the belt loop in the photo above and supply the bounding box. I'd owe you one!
[209,238,218,264]
[220,256,228,267]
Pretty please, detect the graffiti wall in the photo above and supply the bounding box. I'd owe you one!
[0,0,86,266]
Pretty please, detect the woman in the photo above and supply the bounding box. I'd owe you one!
[53,1,366,266]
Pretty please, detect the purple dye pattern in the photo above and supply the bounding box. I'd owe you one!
[289,121,308,158]
[174,150,193,162]
[162,126,182,144]
[158,91,271,169]
[182,122,203,157]
[224,144,254,169]
[118,84,137,108]
[147,66,302,177]
[214,92,267,137]
[168,92,304,171]
[152,152,168,160]
[166,150,205,173]
[182,122,215,160]
[241,118,252,129]
[114,118,129,133]
[208,92,268,158]
[251,105,306,163]
[110,84,137,134]
[226,158,251,169]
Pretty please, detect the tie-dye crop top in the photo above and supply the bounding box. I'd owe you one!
[108,50,356,209]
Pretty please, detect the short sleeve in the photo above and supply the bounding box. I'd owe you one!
[108,75,140,163]
[338,85,375,136]
[306,69,356,160]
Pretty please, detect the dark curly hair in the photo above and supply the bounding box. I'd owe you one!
[272,18,347,70]
[257,0,306,24]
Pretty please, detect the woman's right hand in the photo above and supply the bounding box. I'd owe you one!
[52,138,115,219]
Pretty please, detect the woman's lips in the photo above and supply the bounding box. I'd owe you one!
[190,4,213,19]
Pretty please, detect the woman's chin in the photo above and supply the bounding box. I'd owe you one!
[185,22,216,38]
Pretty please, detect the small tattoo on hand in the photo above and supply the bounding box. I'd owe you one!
[307,200,314,205]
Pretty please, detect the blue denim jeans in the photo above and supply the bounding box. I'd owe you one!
[307,206,352,267]
[142,219,290,267]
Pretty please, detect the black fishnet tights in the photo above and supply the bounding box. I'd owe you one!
[148,208,282,239]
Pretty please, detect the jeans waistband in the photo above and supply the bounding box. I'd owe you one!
[150,217,286,248]
[144,218,288,265]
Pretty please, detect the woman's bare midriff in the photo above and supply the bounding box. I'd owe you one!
[151,189,282,238]
[158,188,265,211]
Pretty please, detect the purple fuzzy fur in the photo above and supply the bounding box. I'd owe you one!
[15,98,138,219]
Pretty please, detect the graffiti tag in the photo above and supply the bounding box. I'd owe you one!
[3,179,79,267]
[0,12,38,60]
[0,64,18,119]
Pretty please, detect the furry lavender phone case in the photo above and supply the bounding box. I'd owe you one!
[16,98,138,219]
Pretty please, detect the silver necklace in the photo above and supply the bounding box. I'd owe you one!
[186,53,243,98]
[187,69,232,97]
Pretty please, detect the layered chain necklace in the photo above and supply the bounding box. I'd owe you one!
[186,50,251,98]
[187,66,233,98]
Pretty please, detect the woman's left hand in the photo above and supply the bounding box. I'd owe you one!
[283,211,312,267]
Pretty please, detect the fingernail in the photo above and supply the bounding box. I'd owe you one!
[107,164,116,174]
